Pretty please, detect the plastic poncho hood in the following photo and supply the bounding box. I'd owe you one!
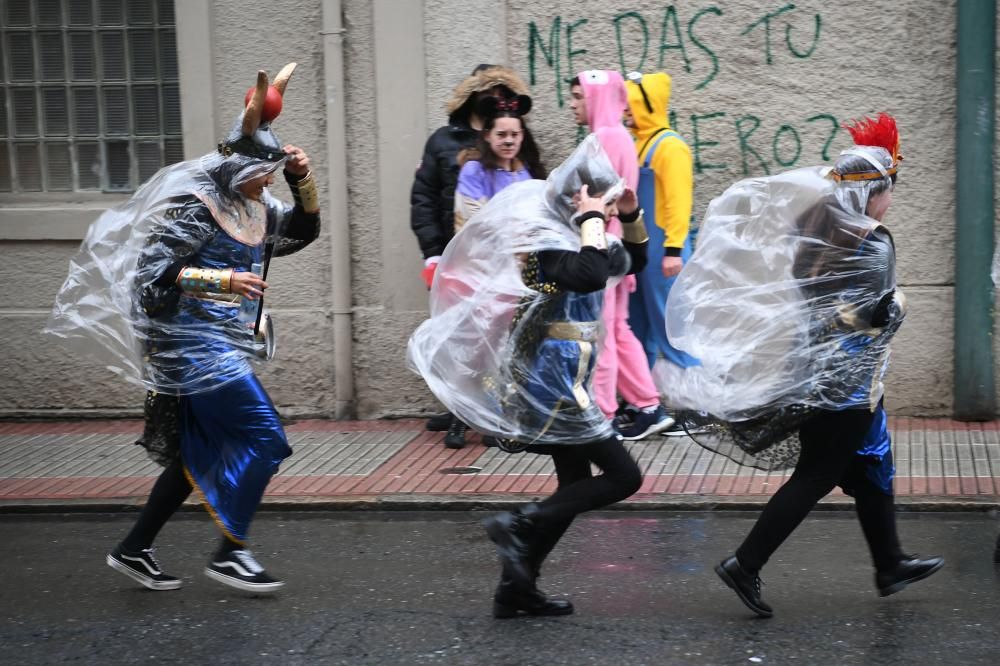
[44,148,293,395]
[660,150,900,422]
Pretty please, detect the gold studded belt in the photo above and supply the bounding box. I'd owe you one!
[547,321,600,343]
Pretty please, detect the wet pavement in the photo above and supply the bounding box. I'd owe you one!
[1,511,998,665]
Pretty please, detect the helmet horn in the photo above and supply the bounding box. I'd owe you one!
[272,62,297,96]
[241,70,269,137]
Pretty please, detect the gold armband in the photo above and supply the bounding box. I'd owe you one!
[292,171,320,214]
[579,217,608,251]
[620,218,649,244]
[177,267,234,293]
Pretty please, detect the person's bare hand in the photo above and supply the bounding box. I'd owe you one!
[617,188,638,216]
[283,144,310,176]
[662,255,683,278]
[573,184,605,218]
[231,271,268,299]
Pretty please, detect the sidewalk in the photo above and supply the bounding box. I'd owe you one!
[1,417,998,512]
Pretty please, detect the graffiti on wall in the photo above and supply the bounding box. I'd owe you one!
[527,3,836,177]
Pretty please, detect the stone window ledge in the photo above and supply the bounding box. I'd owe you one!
[0,194,128,240]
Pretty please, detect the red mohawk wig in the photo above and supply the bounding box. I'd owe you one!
[843,113,901,165]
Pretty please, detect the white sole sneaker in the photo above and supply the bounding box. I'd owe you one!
[621,416,676,441]
[106,554,181,591]
[663,425,712,437]
[204,567,285,593]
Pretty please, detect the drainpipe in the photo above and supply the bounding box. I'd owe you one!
[954,0,996,420]
[322,0,355,419]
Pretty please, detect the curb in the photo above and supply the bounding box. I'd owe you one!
[1,494,996,515]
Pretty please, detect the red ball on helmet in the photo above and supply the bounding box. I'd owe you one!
[244,85,283,123]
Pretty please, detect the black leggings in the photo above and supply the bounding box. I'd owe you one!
[736,408,904,573]
[528,436,643,560]
[121,458,240,554]
[121,458,192,551]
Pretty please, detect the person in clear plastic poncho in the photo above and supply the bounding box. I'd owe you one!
[663,114,942,617]
[408,135,650,618]
[46,65,321,593]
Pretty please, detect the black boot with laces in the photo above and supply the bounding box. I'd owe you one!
[444,418,468,449]
[715,555,772,617]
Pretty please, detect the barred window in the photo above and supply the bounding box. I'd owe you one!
[0,0,182,193]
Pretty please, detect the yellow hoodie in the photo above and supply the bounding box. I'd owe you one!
[625,72,693,252]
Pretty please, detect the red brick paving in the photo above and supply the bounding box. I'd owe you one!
[0,418,998,505]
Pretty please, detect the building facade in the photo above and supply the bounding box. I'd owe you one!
[0,0,995,419]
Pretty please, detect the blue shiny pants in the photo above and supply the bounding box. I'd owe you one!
[179,372,291,542]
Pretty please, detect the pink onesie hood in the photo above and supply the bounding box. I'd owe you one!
[577,70,638,191]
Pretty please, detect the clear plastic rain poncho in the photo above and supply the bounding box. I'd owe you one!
[658,146,903,469]
[408,135,627,448]
[45,133,295,395]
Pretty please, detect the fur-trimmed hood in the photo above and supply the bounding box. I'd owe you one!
[445,66,530,122]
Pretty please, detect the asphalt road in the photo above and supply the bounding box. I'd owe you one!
[1,510,998,665]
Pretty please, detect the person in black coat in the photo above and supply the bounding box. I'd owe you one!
[411,65,532,277]
[411,64,535,445]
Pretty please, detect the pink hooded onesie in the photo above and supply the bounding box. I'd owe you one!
[576,70,660,417]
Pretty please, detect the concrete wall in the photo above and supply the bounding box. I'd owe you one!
[0,0,993,419]
[370,0,972,418]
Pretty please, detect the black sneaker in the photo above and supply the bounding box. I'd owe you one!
[875,555,944,597]
[715,555,773,618]
[107,545,181,591]
[205,549,284,593]
[619,406,675,441]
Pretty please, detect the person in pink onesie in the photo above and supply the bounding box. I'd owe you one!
[568,70,672,440]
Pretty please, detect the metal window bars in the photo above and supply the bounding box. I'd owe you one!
[0,0,182,193]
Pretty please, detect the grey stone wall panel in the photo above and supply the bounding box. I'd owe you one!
[352,307,440,419]
[254,309,337,416]
[0,241,82,310]
[1,314,139,413]
[883,287,954,416]
[0,309,332,416]
[343,0,382,307]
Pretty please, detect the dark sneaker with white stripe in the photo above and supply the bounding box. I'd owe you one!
[205,549,284,593]
[107,545,181,591]
[619,405,675,441]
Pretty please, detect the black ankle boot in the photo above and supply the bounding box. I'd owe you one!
[875,554,944,596]
[715,555,773,618]
[482,503,540,588]
[444,418,468,449]
[488,517,573,618]
[492,575,574,618]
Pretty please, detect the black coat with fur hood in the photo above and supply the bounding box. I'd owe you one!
[409,66,529,260]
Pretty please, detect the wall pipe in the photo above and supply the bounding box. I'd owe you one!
[322,0,355,419]
[954,0,996,420]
